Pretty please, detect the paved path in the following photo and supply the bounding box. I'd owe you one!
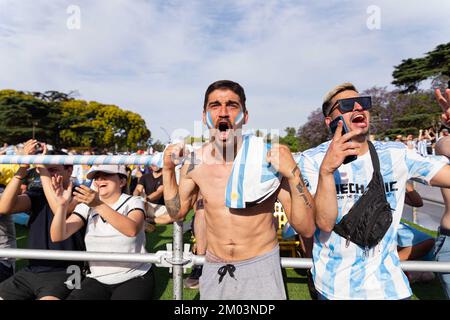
[403,183,444,231]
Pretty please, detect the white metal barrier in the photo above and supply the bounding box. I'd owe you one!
[0,154,158,165]
[2,248,450,272]
[1,155,450,300]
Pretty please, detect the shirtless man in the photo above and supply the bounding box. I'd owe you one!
[163,80,315,300]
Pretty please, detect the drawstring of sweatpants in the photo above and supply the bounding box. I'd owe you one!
[218,264,236,283]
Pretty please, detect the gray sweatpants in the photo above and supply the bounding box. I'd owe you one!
[199,245,286,300]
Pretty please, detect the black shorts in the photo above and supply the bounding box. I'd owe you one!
[67,266,155,300]
[0,269,73,300]
[0,263,13,284]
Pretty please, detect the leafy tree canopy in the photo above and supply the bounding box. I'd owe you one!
[0,90,151,151]
[392,42,450,92]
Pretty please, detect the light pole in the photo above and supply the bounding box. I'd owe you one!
[160,126,171,144]
[32,121,38,139]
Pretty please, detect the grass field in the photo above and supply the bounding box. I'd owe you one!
[13,215,446,300]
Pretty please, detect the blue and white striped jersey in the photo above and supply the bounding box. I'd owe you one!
[298,140,447,300]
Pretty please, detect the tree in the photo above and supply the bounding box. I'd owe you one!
[29,90,77,103]
[0,91,61,144]
[279,127,300,152]
[297,108,329,151]
[0,89,151,150]
[59,100,150,151]
[392,42,450,92]
[151,140,165,152]
[360,86,441,140]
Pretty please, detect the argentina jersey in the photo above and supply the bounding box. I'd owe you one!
[298,140,447,300]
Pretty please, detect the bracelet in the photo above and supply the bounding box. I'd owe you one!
[13,175,25,180]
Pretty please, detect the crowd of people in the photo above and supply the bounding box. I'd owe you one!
[393,127,450,157]
[0,80,450,300]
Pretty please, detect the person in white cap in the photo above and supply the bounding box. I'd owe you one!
[48,164,155,300]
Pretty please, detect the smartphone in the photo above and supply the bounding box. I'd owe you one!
[34,143,43,154]
[329,116,357,164]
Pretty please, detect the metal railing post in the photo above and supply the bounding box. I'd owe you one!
[172,221,184,300]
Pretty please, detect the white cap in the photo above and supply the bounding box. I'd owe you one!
[87,164,127,180]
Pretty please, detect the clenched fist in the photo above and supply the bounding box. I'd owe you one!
[266,144,297,179]
[163,143,185,170]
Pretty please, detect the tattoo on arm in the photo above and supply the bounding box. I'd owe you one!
[187,152,199,175]
[166,192,181,217]
[290,166,312,208]
[291,166,302,179]
[296,182,313,209]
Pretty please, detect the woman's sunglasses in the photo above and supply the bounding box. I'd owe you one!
[328,96,372,116]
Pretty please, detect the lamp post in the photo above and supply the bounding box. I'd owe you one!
[32,121,38,139]
[160,126,171,144]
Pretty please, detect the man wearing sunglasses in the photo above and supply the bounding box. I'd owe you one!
[297,83,450,300]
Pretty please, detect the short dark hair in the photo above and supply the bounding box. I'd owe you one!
[46,149,67,156]
[47,149,72,170]
[203,80,247,113]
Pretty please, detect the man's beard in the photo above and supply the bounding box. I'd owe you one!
[353,128,370,142]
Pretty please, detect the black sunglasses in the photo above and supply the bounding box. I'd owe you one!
[328,96,372,116]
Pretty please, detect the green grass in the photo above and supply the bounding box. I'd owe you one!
[13,216,445,300]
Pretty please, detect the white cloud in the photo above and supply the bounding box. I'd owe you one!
[0,0,449,142]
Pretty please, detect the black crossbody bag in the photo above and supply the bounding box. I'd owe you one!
[333,141,393,253]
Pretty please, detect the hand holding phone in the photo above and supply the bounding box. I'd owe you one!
[329,116,357,164]
[35,143,42,152]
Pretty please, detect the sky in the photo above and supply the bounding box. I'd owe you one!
[1,0,449,143]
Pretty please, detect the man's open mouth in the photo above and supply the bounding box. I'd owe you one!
[350,113,368,128]
[217,121,232,132]
[216,120,233,140]
[351,113,366,123]
[351,114,364,122]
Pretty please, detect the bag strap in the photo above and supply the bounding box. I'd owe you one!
[367,141,380,173]
[367,141,390,201]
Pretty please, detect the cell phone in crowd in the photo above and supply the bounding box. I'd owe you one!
[329,115,357,164]
[35,143,43,154]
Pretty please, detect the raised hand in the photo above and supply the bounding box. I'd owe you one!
[73,185,102,208]
[435,88,450,128]
[320,120,362,174]
[50,175,72,209]
[19,139,43,168]
[163,143,185,170]
[266,144,297,179]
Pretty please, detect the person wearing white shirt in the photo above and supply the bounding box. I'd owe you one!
[298,83,450,300]
[48,164,154,300]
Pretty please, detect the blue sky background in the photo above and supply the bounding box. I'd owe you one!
[1,0,449,143]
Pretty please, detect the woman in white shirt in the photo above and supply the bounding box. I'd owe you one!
[49,164,154,300]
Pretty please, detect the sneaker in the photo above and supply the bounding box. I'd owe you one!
[184,265,203,289]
